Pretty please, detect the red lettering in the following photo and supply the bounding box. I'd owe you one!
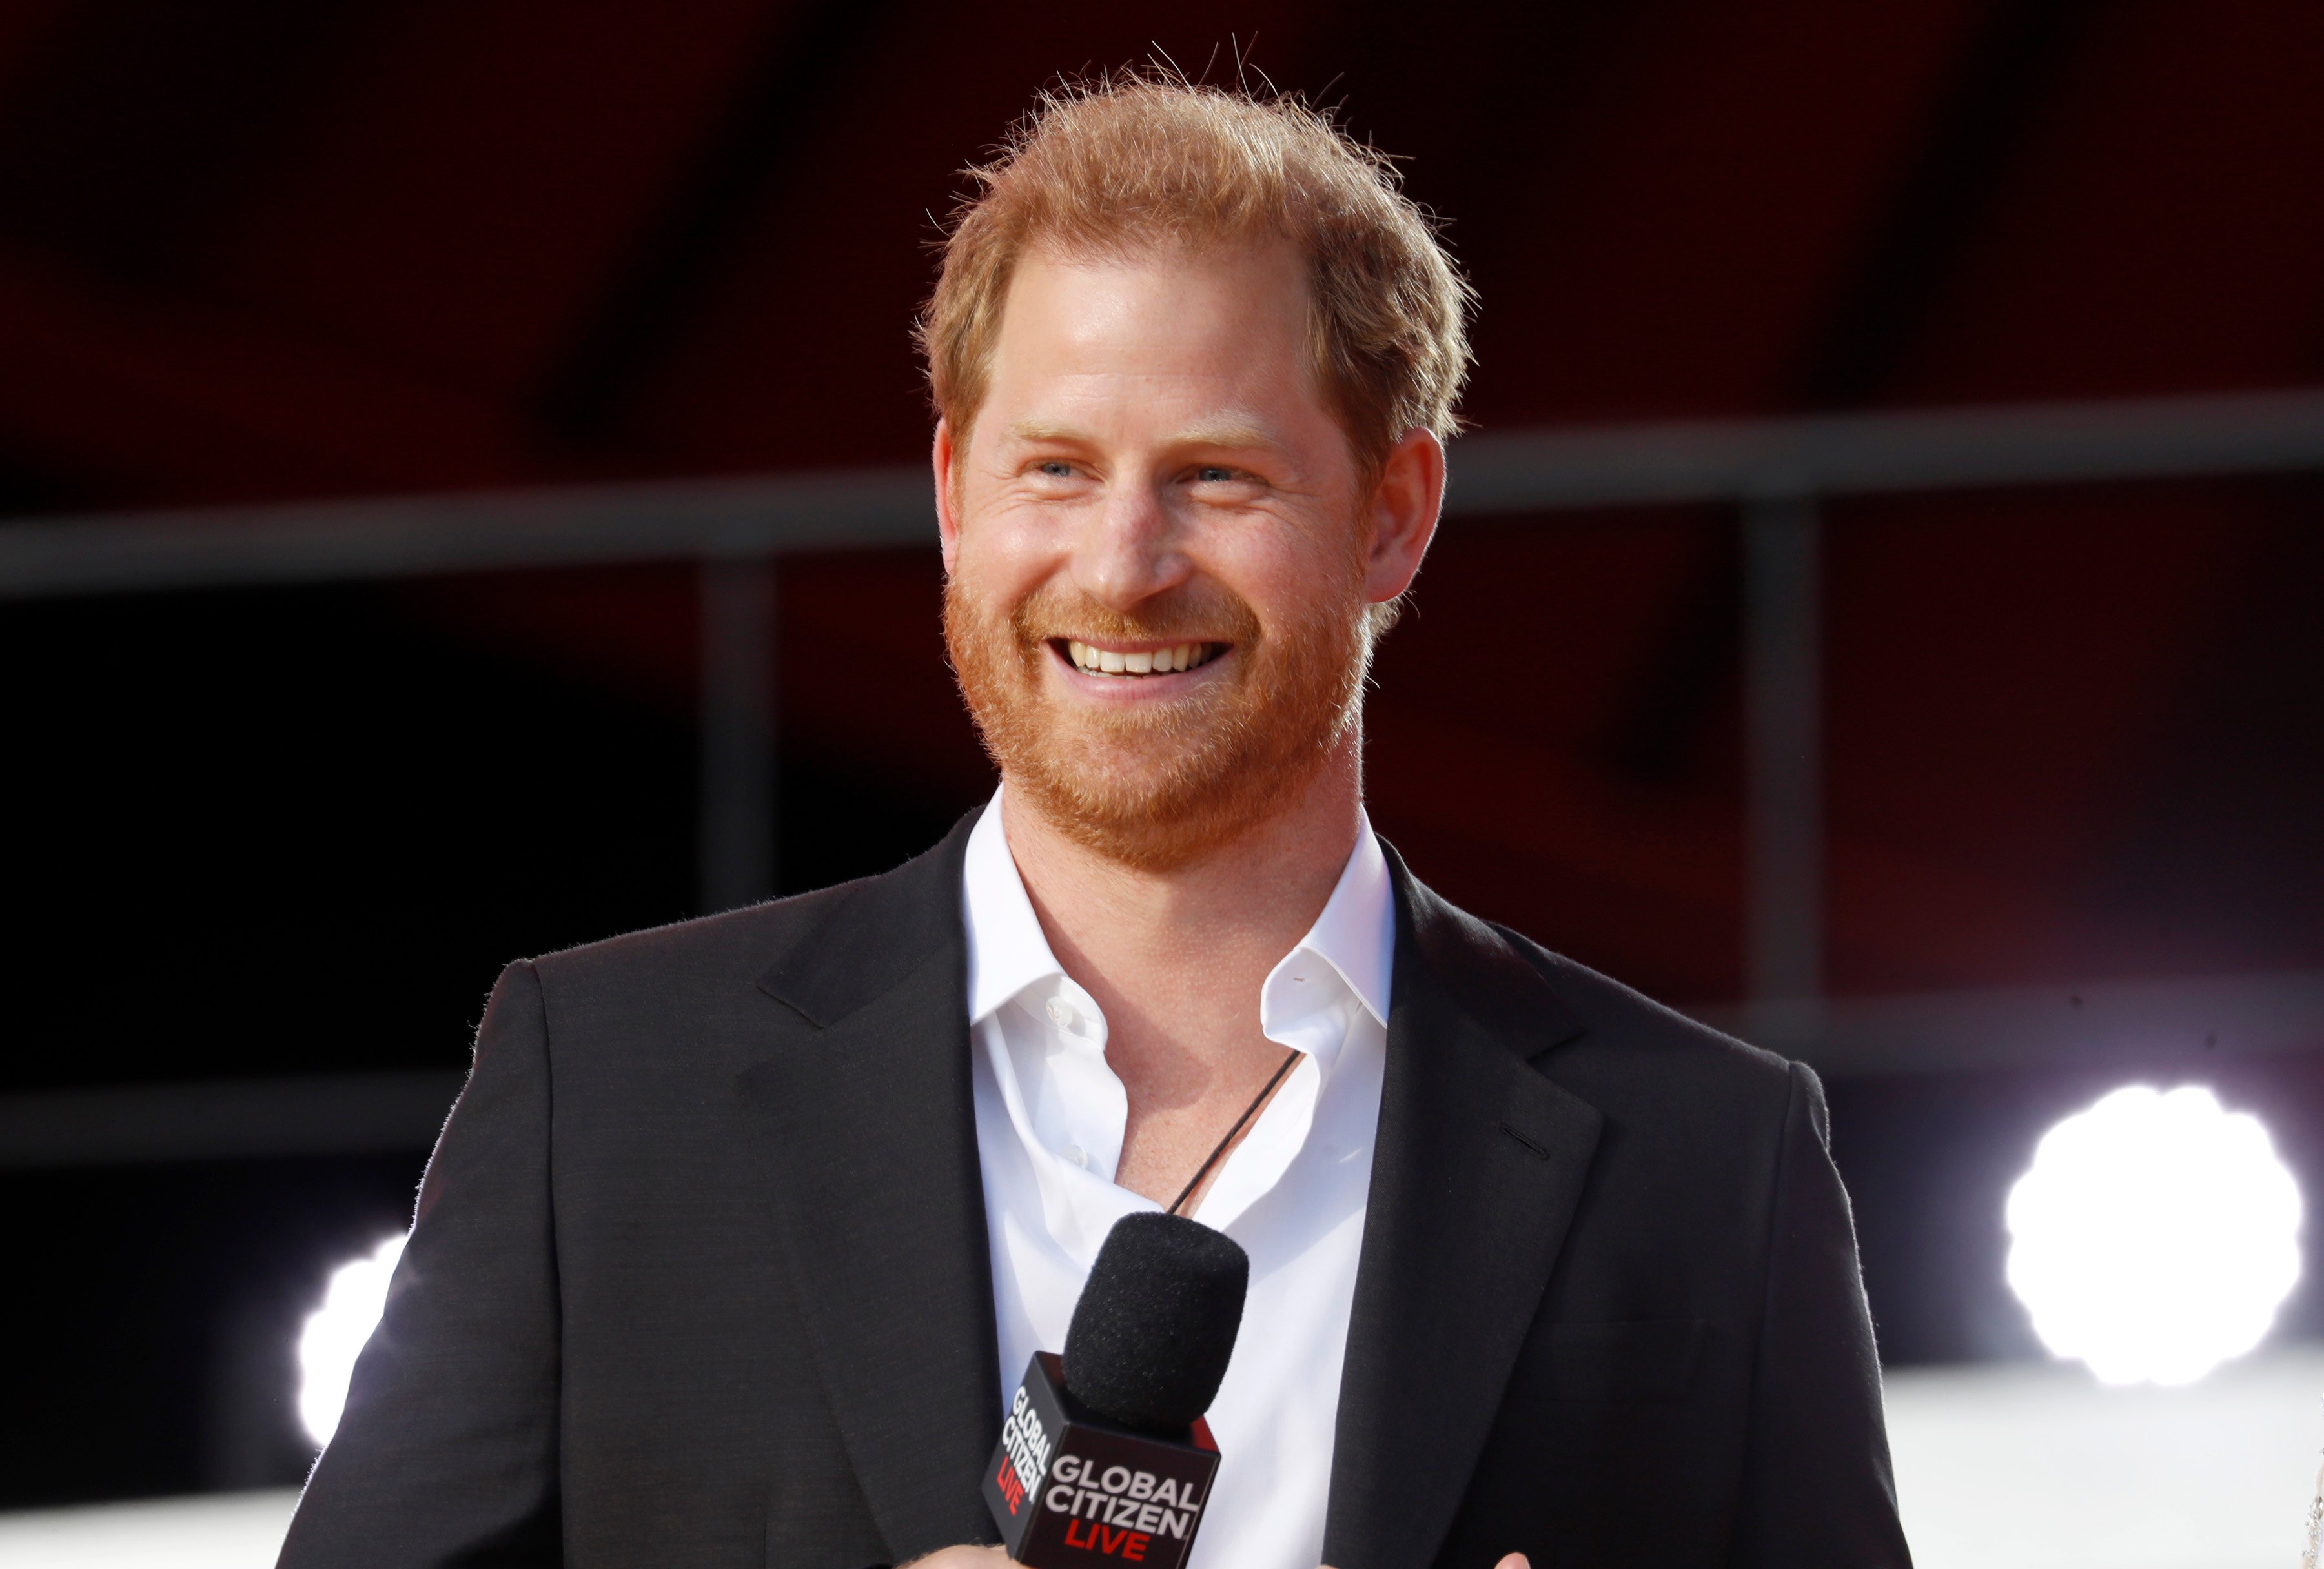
[1057,1519,1152,1559]
[995,1459,1024,1514]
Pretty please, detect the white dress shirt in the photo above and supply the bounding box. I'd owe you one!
[963,788,1393,1569]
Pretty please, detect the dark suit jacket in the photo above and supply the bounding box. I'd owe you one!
[280,811,1910,1568]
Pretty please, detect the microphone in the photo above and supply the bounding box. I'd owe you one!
[982,1212,1248,1566]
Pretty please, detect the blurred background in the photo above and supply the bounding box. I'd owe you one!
[3,2,2323,1564]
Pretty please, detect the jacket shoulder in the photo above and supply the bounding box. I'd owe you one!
[1385,835,1794,1102]
[1497,924,1793,1080]
[524,808,978,1024]
[1482,921,1803,1142]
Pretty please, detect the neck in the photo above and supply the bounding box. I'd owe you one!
[1002,734,1365,1015]
[999,732,1367,1204]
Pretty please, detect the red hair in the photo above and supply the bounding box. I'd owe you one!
[918,73,1474,481]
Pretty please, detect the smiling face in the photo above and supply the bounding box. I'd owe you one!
[937,241,1430,869]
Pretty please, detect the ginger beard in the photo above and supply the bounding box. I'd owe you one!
[944,560,1374,872]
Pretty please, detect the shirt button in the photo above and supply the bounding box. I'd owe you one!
[1046,998,1071,1027]
[1061,1143,1088,1168]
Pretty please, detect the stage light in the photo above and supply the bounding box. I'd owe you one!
[297,1233,408,1446]
[2006,1084,2301,1386]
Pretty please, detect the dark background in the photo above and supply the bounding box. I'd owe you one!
[5,0,2323,1507]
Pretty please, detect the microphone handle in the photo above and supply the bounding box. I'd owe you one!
[982,1353,1220,1568]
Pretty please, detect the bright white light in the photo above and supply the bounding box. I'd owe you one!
[296,1233,408,1445]
[2006,1084,2301,1386]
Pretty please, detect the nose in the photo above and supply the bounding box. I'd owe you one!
[1068,472,1189,613]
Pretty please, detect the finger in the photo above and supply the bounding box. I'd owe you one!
[1494,1556,1531,1569]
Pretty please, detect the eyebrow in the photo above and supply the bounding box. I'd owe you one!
[1001,417,1281,450]
[1001,418,1083,444]
[1174,420,1277,451]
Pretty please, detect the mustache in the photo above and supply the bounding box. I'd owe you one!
[1008,584,1262,648]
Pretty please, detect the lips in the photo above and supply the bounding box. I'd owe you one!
[1062,640,1226,677]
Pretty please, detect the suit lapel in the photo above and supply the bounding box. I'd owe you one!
[1324,847,1604,1569]
[735,813,1003,1560]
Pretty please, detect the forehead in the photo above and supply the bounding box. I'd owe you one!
[982,241,1322,421]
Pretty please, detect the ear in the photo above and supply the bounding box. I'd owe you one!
[933,418,963,574]
[1361,427,1445,604]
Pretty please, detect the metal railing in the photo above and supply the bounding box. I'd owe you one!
[8,386,2324,1160]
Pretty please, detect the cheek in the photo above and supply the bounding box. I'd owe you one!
[1206,521,1363,623]
[952,509,1063,603]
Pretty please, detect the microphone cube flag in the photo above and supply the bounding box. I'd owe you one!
[982,1352,1220,1568]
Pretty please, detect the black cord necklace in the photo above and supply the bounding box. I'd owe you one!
[1167,1046,1303,1217]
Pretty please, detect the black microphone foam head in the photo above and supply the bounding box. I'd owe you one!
[1062,1212,1249,1435]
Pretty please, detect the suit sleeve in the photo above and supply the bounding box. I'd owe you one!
[1728,1062,1913,1568]
[279,960,563,1568]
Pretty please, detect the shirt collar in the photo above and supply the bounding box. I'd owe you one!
[961,788,1065,1027]
[1281,812,1394,1030]
[959,785,1396,1031]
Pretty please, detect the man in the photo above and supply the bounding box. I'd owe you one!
[281,78,1910,1569]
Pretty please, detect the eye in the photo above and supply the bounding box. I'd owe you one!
[1035,460,1075,479]
[1194,465,1239,483]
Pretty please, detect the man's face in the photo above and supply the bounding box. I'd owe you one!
[937,241,1401,869]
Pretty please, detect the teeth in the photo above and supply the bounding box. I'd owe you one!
[1066,640,1220,675]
